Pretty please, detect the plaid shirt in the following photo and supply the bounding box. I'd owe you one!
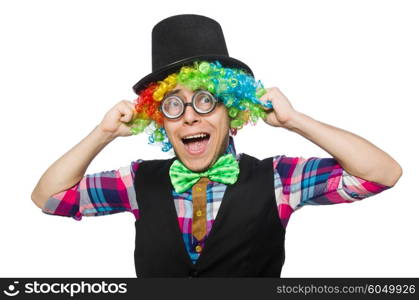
[43,138,391,264]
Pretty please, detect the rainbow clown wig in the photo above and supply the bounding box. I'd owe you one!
[129,60,272,152]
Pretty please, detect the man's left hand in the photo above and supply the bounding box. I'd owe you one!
[259,87,299,129]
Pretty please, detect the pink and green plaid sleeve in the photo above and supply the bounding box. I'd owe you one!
[42,160,142,220]
[273,155,392,228]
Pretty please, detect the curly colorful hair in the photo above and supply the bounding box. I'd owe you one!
[129,60,271,152]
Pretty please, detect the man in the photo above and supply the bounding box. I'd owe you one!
[31,14,402,277]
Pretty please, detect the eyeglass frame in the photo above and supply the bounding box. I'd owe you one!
[159,89,220,119]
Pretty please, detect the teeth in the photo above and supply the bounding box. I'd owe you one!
[183,133,208,140]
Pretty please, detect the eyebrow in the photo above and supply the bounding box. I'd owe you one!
[163,88,207,100]
[165,89,181,97]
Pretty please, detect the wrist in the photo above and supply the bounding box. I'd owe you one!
[283,111,305,131]
[93,125,117,144]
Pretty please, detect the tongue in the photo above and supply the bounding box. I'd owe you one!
[185,138,209,155]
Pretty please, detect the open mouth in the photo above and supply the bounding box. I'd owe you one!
[181,132,211,155]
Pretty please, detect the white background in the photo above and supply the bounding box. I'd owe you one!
[1,0,418,277]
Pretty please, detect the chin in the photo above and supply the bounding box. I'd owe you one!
[169,126,230,171]
[174,147,217,172]
[188,152,220,171]
[170,131,211,171]
[173,134,228,172]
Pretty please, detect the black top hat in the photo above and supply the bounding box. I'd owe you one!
[132,14,254,94]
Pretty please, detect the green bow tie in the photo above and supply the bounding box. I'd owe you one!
[169,154,240,193]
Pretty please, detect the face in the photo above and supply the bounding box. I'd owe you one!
[163,84,230,172]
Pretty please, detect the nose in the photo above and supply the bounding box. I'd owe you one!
[183,102,200,125]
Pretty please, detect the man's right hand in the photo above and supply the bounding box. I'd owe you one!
[32,100,139,210]
[98,100,138,138]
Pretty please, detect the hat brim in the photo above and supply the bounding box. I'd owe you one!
[132,55,253,94]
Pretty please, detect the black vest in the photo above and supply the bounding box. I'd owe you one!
[133,153,286,277]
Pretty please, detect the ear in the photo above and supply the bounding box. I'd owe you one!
[229,128,237,136]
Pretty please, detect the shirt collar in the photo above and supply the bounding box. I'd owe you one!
[224,135,237,157]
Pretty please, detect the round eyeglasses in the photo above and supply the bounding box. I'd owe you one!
[160,90,219,119]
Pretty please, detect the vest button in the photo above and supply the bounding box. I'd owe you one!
[195,245,202,253]
[189,270,199,277]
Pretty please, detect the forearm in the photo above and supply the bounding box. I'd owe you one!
[285,111,402,187]
[31,126,115,209]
